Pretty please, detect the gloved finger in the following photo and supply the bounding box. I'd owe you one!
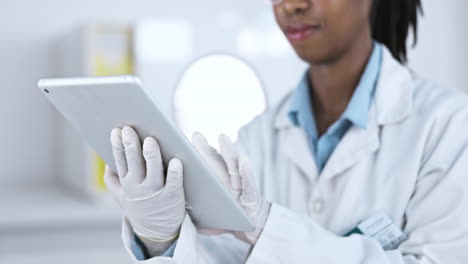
[103,165,123,205]
[219,134,241,191]
[192,132,231,190]
[111,128,128,179]
[165,158,184,191]
[142,137,164,191]
[122,126,146,183]
[239,155,258,207]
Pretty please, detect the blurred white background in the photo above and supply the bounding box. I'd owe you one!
[0,0,467,263]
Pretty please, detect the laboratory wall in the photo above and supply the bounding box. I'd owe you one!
[1,0,468,187]
[0,0,467,263]
[408,0,468,92]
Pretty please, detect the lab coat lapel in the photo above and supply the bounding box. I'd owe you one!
[320,107,380,180]
[274,95,319,181]
[320,46,414,181]
[282,127,318,179]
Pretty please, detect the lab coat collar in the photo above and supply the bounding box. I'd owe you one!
[273,44,413,181]
[374,46,414,125]
[279,98,381,182]
[274,44,414,130]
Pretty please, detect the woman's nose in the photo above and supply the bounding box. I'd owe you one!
[279,0,310,15]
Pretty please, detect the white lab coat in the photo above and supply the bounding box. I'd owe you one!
[122,46,468,263]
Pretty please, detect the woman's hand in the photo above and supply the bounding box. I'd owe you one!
[104,126,185,255]
[192,132,271,245]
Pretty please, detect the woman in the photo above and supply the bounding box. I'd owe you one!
[104,0,468,263]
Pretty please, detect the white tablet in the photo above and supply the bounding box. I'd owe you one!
[38,75,254,232]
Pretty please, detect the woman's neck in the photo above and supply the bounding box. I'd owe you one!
[308,34,373,132]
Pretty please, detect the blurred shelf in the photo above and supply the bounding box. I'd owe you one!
[0,249,130,264]
[0,181,121,232]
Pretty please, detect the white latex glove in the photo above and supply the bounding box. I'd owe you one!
[192,132,271,245]
[104,126,185,255]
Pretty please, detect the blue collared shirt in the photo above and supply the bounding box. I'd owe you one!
[288,42,382,172]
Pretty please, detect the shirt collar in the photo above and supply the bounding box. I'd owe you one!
[288,42,382,129]
[288,73,312,126]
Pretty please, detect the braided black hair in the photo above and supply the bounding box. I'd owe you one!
[370,0,423,64]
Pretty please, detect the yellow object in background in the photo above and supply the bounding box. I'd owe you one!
[90,25,134,191]
[93,152,107,190]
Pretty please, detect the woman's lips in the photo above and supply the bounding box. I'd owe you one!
[286,23,321,43]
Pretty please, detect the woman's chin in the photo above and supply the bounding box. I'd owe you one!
[295,50,337,65]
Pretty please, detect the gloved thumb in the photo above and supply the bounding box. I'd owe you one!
[219,134,241,191]
[165,158,184,190]
[104,165,121,190]
[192,132,218,157]
[239,156,258,207]
[192,132,232,191]
[104,165,123,205]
